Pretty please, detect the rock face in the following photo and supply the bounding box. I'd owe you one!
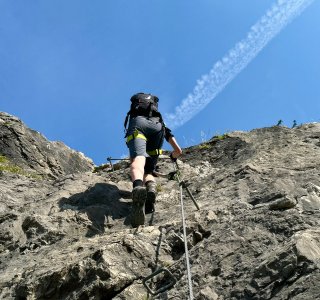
[1,114,320,299]
[0,112,93,178]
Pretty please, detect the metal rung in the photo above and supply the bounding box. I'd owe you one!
[142,267,177,296]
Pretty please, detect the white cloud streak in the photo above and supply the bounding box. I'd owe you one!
[165,0,315,129]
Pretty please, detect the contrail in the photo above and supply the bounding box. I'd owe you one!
[165,0,315,129]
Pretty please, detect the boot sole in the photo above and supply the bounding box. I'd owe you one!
[131,188,147,227]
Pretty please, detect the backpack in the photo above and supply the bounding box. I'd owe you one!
[124,93,163,131]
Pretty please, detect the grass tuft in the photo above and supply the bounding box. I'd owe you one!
[198,143,212,150]
[0,155,42,179]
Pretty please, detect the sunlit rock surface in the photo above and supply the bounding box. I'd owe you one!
[1,113,320,299]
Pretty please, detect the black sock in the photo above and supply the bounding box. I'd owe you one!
[133,179,143,188]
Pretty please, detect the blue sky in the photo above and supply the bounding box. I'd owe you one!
[1,0,319,165]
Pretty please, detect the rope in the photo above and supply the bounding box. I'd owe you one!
[107,155,197,298]
[179,183,194,300]
[174,162,194,300]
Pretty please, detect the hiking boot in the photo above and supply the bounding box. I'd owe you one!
[131,186,147,227]
[145,181,157,214]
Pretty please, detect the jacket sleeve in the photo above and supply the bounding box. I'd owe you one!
[164,126,174,142]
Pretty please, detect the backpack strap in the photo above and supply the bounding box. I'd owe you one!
[148,102,153,118]
[124,110,131,136]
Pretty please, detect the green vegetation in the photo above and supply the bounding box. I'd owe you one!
[214,133,228,140]
[0,155,8,163]
[197,133,229,150]
[0,155,42,179]
[161,260,173,268]
[0,121,13,127]
[156,183,162,193]
[93,163,110,173]
[198,143,212,150]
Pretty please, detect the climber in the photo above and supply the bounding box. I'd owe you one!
[292,120,297,128]
[124,92,182,227]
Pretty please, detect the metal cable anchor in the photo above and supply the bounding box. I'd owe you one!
[142,267,177,296]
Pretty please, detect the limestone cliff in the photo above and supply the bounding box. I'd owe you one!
[0,112,93,178]
[1,112,320,299]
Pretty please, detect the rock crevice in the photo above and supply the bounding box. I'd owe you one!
[1,114,320,299]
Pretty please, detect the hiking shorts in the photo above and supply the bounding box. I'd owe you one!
[126,116,164,174]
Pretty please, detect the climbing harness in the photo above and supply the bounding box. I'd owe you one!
[126,129,147,143]
[146,149,163,156]
[106,153,168,172]
[125,129,164,157]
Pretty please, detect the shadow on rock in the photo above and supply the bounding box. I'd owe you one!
[59,183,132,237]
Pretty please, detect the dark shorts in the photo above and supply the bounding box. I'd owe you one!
[126,116,164,174]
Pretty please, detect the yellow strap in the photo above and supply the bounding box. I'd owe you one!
[147,149,163,156]
[126,130,147,143]
[126,130,162,156]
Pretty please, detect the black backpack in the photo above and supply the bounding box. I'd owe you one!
[124,93,163,130]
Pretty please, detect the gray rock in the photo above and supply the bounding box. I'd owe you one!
[0,112,93,178]
[1,114,320,299]
[298,183,320,212]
